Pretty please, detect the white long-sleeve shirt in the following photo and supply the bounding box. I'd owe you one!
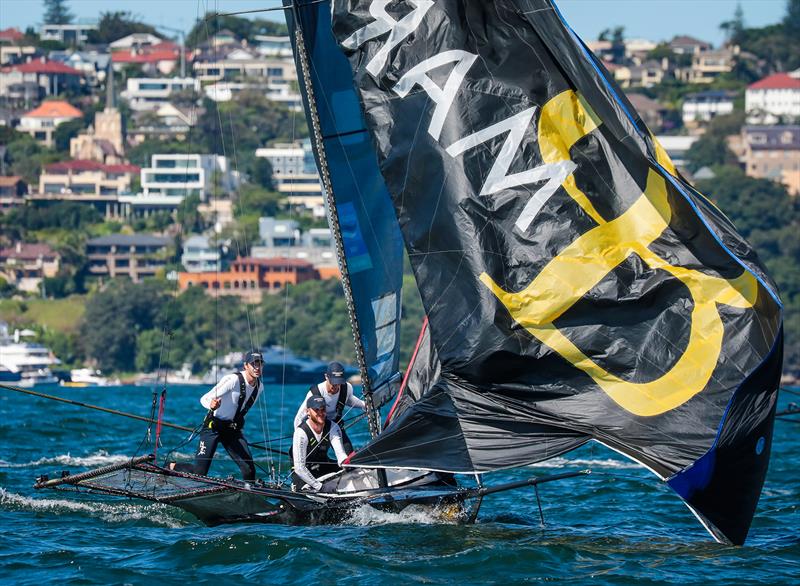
[293,382,365,428]
[292,421,348,491]
[199,372,260,421]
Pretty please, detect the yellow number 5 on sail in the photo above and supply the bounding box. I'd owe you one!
[480,90,759,417]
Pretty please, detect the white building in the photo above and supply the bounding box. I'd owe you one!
[252,219,336,271]
[17,100,82,147]
[255,141,316,176]
[682,90,735,126]
[259,217,301,247]
[39,22,97,46]
[181,235,221,272]
[121,77,200,111]
[109,33,163,51]
[745,71,800,124]
[273,173,326,217]
[140,154,239,200]
[193,47,296,84]
[654,135,699,170]
[254,35,293,57]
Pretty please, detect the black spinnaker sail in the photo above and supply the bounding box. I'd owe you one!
[307,0,785,545]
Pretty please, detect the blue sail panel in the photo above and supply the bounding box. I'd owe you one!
[285,0,405,395]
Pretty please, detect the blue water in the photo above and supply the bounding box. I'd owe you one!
[1,383,798,585]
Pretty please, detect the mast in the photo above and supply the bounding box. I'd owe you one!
[289,4,382,441]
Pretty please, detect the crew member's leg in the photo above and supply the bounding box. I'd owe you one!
[221,431,256,481]
[174,427,220,476]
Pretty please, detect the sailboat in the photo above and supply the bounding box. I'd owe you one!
[34,0,782,545]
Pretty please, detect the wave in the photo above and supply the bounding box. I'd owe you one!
[345,503,463,526]
[0,451,132,469]
[0,451,194,469]
[527,456,641,470]
[0,487,186,528]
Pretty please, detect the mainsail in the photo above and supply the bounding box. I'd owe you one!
[284,0,406,434]
[315,0,784,545]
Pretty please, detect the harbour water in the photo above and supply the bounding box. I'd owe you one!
[1,384,798,585]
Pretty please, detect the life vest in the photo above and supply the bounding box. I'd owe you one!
[206,372,260,432]
[293,419,333,465]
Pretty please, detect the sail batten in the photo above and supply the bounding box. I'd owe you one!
[326,0,782,544]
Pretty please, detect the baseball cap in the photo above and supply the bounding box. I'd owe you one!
[326,361,346,385]
[306,395,326,410]
[244,350,264,364]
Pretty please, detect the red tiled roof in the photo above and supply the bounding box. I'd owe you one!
[104,163,140,174]
[112,50,179,64]
[235,257,315,268]
[149,41,179,51]
[0,28,25,42]
[12,59,81,75]
[0,242,58,261]
[23,100,82,119]
[748,72,800,90]
[0,176,25,186]
[44,160,140,174]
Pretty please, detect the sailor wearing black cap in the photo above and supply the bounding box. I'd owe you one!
[291,395,348,491]
[171,349,263,481]
[293,361,364,454]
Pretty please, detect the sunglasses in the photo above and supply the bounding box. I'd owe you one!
[248,360,264,366]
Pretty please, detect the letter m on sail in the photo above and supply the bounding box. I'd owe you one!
[341,0,434,76]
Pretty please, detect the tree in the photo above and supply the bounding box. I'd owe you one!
[80,279,169,372]
[43,0,73,24]
[237,184,281,217]
[720,3,745,45]
[684,112,744,172]
[251,156,274,190]
[87,11,159,44]
[186,13,287,49]
[696,167,794,238]
[785,0,800,39]
[2,131,67,185]
[53,118,86,153]
[195,93,308,182]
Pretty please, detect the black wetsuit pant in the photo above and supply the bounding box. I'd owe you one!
[174,424,256,481]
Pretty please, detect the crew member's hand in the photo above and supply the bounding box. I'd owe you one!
[210,397,221,410]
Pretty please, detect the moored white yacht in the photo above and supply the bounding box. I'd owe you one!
[0,323,60,387]
[61,368,121,387]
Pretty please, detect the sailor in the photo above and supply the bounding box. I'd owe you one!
[291,395,348,491]
[293,361,364,454]
[170,350,263,481]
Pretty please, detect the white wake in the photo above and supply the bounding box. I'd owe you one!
[0,487,186,528]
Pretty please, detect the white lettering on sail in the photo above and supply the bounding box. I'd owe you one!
[393,50,478,141]
[341,0,434,76]
[446,107,577,231]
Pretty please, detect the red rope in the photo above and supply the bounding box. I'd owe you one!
[384,316,428,427]
[153,390,166,461]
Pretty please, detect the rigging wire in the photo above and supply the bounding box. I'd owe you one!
[205,0,327,19]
